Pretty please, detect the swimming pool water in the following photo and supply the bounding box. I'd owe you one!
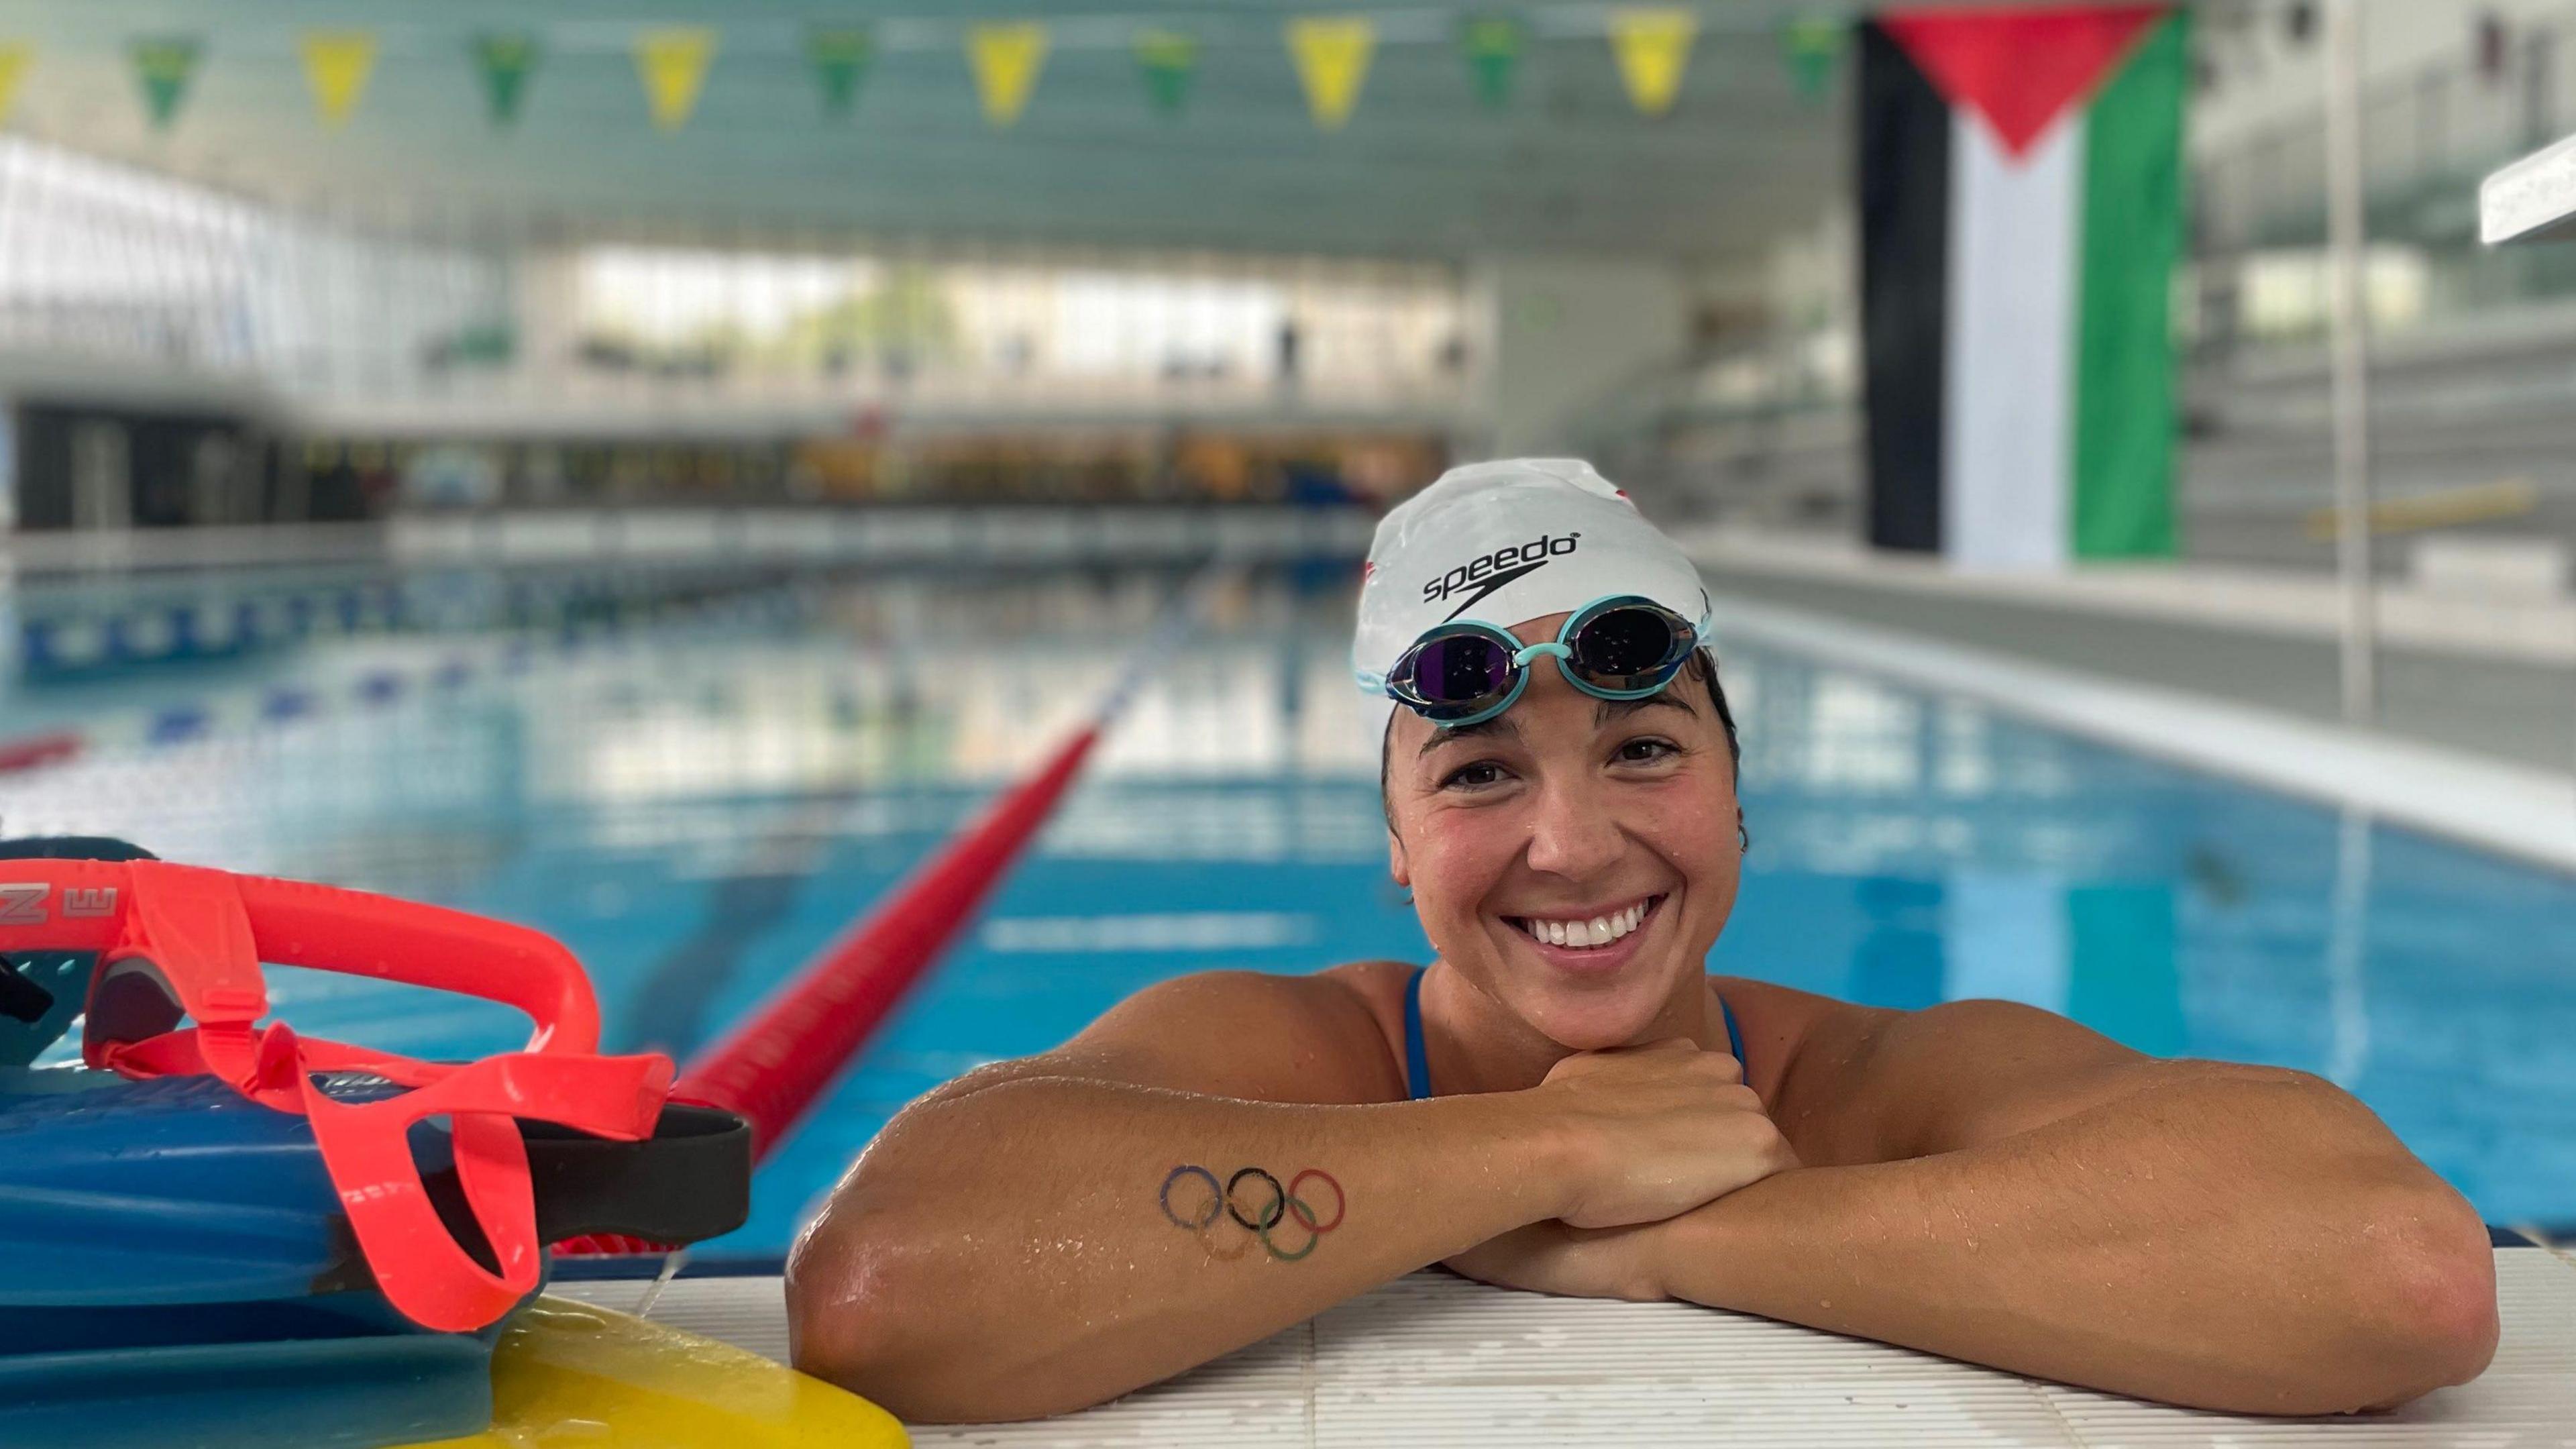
[9,564,2575,1250]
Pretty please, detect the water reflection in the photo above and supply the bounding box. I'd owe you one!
[5,565,2574,1224]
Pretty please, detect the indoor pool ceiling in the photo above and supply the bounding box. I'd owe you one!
[0,0,1901,263]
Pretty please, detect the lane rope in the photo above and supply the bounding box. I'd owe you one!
[0,578,804,777]
[562,563,1234,1257]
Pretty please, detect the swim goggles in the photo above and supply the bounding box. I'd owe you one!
[1368,595,1709,728]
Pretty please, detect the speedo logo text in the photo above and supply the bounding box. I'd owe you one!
[1420,532,1581,606]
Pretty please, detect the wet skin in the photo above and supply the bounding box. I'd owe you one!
[786,612,2500,1424]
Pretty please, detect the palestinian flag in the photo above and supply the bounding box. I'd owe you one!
[1858,6,2188,567]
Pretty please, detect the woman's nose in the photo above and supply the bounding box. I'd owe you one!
[1521,778,1623,880]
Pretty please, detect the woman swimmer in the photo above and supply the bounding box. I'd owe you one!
[786,459,2496,1423]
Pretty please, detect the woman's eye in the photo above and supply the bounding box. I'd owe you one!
[1440,761,1507,790]
[1615,737,1679,764]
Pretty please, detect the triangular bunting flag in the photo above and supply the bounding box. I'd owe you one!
[1134,28,1196,116]
[808,25,872,118]
[1608,8,1696,116]
[1287,17,1374,131]
[130,37,201,131]
[634,27,716,132]
[968,23,1047,127]
[1778,16,1847,101]
[471,32,540,127]
[0,42,25,125]
[1459,15,1523,109]
[299,32,377,128]
[1880,6,2161,158]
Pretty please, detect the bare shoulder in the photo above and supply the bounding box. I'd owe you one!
[1709,974,1887,1102]
[930,963,1417,1109]
[1709,974,1900,1161]
[1718,973,2153,1164]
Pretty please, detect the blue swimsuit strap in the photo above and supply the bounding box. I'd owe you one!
[1403,966,1745,1102]
[1405,965,1433,1101]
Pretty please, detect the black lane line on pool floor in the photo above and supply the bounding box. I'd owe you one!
[620,797,852,1061]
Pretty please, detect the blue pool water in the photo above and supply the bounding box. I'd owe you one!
[9,563,2576,1250]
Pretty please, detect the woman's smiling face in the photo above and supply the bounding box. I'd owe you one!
[1383,611,1743,1051]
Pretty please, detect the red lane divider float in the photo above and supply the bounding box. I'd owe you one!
[0,730,83,775]
[560,721,1105,1256]
[688,722,1102,1155]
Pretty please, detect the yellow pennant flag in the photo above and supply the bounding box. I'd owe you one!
[0,43,30,123]
[1286,17,1374,131]
[299,32,376,127]
[1608,8,1697,116]
[968,23,1047,127]
[634,27,716,131]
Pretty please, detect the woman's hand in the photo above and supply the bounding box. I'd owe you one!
[1463,1042,1800,1303]
[1529,1038,1801,1229]
[1443,1218,1672,1302]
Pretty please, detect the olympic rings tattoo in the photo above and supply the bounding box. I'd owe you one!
[1160,1165,1222,1230]
[1161,1165,1256,1258]
[1287,1169,1345,1232]
[1159,1163,1346,1263]
[1226,1167,1286,1231]
[1199,1222,1258,1261]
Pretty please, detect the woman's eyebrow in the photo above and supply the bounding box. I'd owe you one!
[1597,694,1698,726]
[1419,714,1521,756]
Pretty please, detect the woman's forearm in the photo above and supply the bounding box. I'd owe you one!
[787,1075,1568,1421]
[1651,1070,2498,1415]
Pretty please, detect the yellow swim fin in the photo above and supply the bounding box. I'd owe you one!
[404,1295,907,1449]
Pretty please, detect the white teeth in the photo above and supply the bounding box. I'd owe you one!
[1519,900,1656,950]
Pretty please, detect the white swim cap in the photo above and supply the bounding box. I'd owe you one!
[1351,458,1712,740]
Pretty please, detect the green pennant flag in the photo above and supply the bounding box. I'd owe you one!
[1778,15,1847,101]
[129,36,202,131]
[1134,28,1195,116]
[471,32,539,126]
[807,25,873,117]
[1459,14,1523,109]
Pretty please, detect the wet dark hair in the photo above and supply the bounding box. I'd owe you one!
[1379,648,1746,845]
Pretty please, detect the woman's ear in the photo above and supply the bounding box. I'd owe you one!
[1387,828,1411,888]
